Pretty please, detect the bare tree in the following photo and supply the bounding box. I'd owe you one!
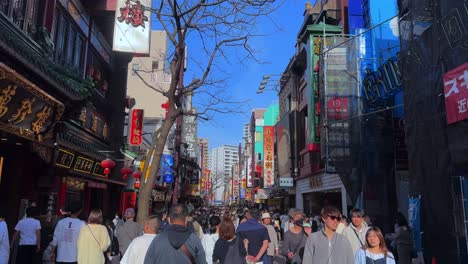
[134,0,282,223]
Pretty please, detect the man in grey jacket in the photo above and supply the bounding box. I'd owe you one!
[144,204,207,264]
[302,206,354,264]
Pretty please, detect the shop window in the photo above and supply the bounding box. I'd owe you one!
[0,0,41,37]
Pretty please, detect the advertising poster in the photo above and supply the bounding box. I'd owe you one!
[263,126,275,188]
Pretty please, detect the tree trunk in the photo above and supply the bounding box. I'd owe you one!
[136,115,175,224]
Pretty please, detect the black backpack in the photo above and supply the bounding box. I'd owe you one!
[224,238,246,264]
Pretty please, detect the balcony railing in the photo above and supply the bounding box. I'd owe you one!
[0,0,40,37]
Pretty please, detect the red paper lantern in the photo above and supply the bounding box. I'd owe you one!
[100,158,116,177]
[133,170,142,179]
[161,101,169,119]
[134,178,140,189]
[120,167,133,180]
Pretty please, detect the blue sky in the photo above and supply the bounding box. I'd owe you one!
[151,0,307,150]
[195,0,306,149]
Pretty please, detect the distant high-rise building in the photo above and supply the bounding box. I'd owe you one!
[210,145,239,200]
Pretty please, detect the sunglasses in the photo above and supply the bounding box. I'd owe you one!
[327,215,342,221]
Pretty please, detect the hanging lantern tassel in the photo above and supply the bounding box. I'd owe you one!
[100,158,116,178]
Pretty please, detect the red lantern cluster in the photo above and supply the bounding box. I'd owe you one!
[100,158,116,178]
[120,167,133,180]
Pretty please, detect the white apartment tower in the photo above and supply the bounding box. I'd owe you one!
[210,145,239,200]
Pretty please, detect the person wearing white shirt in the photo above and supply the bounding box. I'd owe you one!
[50,201,85,264]
[11,207,41,264]
[201,215,220,264]
[0,210,9,264]
[120,215,160,264]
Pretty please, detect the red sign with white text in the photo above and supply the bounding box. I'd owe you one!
[263,126,275,188]
[444,62,468,124]
[128,109,144,145]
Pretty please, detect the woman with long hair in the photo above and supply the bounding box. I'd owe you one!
[355,226,396,264]
[201,215,221,264]
[212,218,247,264]
[77,209,111,264]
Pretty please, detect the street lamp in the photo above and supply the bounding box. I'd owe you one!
[256,74,290,94]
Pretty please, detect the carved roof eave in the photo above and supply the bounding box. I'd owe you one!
[57,121,117,161]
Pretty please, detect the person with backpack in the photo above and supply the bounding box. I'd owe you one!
[212,218,247,264]
[143,204,207,264]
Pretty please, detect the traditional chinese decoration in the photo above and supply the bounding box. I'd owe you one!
[91,115,98,133]
[117,0,149,28]
[133,170,142,190]
[0,85,17,117]
[102,123,108,140]
[132,170,141,180]
[100,158,116,177]
[31,105,52,134]
[10,97,36,124]
[161,100,169,119]
[120,167,133,180]
[78,108,87,126]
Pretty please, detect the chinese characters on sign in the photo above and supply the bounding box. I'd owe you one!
[73,156,94,174]
[78,107,109,141]
[0,64,64,142]
[128,109,144,146]
[263,126,275,188]
[55,149,75,169]
[117,0,149,28]
[443,62,468,124]
[45,193,57,223]
[113,0,152,54]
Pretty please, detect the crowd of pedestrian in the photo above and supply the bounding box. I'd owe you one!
[0,201,415,264]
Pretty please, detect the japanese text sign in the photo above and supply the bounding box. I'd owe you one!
[444,62,468,124]
[128,109,144,146]
[263,126,275,188]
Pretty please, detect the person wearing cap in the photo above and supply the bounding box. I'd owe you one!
[50,201,85,264]
[281,208,307,264]
[261,213,278,264]
[115,208,143,255]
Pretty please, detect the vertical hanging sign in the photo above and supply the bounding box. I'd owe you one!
[128,109,144,146]
[113,0,152,54]
[263,126,275,188]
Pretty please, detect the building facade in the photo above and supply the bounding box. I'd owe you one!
[0,0,130,245]
[210,145,239,201]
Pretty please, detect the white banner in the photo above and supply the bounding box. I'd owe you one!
[113,0,152,54]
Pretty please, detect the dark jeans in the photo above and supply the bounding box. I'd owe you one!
[262,255,273,264]
[57,262,78,264]
[16,245,36,264]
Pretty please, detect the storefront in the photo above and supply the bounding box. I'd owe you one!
[295,172,348,216]
[0,62,65,231]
